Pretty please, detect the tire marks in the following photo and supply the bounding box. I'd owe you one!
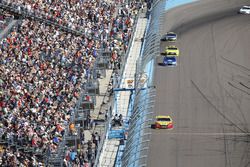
[228,82,250,96]
[190,80,248,134]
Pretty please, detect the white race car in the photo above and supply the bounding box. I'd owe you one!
[161,32,177,41]
[239,6,250,14]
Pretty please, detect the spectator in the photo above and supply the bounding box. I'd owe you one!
[80,129,85,144]
[90,119,95,129]
[112,113,122,126]
[69,149,77,163]
[69,122,77,136]
[93,132,99,147]
[86,114,91,130]
[84,159,89,167]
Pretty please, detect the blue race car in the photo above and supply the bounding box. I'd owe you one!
[163,56,177,66]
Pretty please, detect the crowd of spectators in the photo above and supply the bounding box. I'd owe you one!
[2,0,115,33]
[0,0,143,166]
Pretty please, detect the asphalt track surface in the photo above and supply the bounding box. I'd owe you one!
[147,0,250,167]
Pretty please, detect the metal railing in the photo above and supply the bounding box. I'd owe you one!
[120,0,165,166]
[47,87,95,166]
[121,87,156,167]
[93,6,142,167]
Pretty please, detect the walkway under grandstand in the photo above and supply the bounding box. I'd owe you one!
[96,11,148,167]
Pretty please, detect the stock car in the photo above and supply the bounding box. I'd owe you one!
[161,32,177,41]
[238,6,250,14]
[162,56,177,66]
[151,115,173,129]
[161,45,179,56]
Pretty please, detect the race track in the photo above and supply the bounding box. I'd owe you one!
[147,0,250,167]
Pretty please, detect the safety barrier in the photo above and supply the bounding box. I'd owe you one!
[140,0,165,70]
[121,87,156,167]
[120,0,165,166]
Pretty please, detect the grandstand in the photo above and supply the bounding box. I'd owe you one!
[0,0,143,166]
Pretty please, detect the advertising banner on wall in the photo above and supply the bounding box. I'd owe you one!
[125,73,148,89]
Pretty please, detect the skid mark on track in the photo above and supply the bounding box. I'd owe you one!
[239,82,250,89]
[228,82,250,96]
[221,55,250,73]
[190,80,248,134]
[222,86,249,133]
[229,75,250,95]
